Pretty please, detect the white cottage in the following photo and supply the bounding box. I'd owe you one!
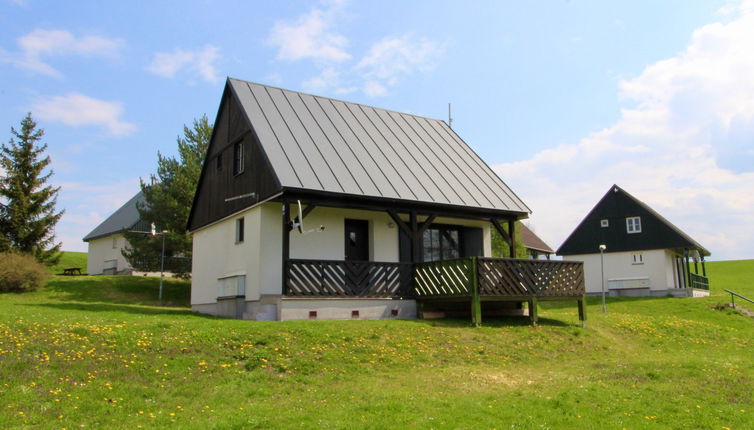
[83,191,148,275]
[187,78,587,323]
[557,185,710,297]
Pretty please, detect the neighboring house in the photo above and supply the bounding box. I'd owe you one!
[557,185,710,297]
[83,191,149,275]
[187,78,586,322]
[519,223,554,259]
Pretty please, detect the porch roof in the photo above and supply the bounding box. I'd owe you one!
[229,78,530,216]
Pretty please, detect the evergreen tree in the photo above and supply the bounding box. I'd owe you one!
[0,113,63,265]
[122,115,212,277]
[491,221,528,259]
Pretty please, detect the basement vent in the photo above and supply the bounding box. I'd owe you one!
[309,311,317,320]
[391,309,399,317]
[351,310,359,319]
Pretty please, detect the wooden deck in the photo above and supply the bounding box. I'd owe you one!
[285,257,586,326]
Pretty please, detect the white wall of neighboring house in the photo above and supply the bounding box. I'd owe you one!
[86,233,132,275]
[190,202,494,309]
[565,249,680,295]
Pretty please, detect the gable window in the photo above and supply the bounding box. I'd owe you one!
[632,253,643,265]
[235,217,244,243]
[216,153,222,170]
[600,219,609,228]
[233,141,244,175]
[626,216,641,234]
[422,225,460,262]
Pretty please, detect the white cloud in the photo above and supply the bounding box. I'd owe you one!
[0,29,123,77]
[268,3,351,63]
[146,45,220,83]
[31,93,136,136]
[494,2,754,260]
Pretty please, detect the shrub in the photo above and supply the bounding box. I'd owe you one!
[0,252,50,293]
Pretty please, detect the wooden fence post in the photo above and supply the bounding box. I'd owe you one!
[529,297,538,326]
[471,257,482,327]
[578,295,586,328]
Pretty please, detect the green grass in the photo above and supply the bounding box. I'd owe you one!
[50,251,88,275]
[706,259,754,299]
[1,262,753,429]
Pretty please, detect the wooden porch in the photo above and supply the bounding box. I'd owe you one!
[285,257,586,326]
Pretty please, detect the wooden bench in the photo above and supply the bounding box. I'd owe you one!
[61,267,82,276]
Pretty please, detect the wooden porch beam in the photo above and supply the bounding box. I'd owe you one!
[490,218,512,247]
[508,219,516,258]
[386,209,413,237]
[417,214,437,236]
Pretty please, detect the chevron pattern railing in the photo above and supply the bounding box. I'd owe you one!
[477,258,585,297]
[286,259,413,298]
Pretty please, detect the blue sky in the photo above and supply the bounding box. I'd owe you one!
[1,0,753,260]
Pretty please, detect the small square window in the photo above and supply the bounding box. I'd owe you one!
[626,216,641,234]
[216,153,222,170]
[632,253,644,265]
[235,217,244,243]
[600,219,609,228]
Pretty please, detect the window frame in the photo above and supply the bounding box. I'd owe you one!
[235,217,245,244]
[232,140,245,176]
[626,216,641,234]
[422,224,462,262]
[600,219,609,228]
[631,253,644,265]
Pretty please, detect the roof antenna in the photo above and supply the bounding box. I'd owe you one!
[448,103,453,129]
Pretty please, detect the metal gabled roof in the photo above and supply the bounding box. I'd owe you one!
[228,78,530,215]
[82,191,144,242]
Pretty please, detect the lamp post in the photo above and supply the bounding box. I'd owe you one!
[151,224,168,304]
[599,244,607,313]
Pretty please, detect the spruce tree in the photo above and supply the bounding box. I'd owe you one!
[122,115,212,277]
[0,113,63,265]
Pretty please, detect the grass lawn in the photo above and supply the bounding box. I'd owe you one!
[0,261,753,429]
[50,251,88,275]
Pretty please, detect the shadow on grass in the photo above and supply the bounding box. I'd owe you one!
[44,275,190,308]
[403,316,573,328]
[24,302,221,319]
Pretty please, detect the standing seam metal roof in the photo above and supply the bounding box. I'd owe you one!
[229,78,530,214]
[82,191,144,242]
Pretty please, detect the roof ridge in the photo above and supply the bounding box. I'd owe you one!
[227,77,445,124]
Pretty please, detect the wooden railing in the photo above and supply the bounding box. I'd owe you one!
[689,273,709,290]
[414,258,475,297]
[286,259,413,298]
[477,258,585,298]
[286,257,584,299]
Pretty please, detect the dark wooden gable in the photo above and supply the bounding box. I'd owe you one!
[188,84,281,231]
[557,185,709,256]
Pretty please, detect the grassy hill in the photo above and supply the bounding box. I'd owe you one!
[50,251,88,275]
[0,261,752,429]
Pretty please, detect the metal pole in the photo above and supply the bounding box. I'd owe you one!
[159,233,165,303]
[600,247,606,313]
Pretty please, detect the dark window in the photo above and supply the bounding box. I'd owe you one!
[422,225,460,262]
[216,153,222,170]
[235,217,244,243]
[233,141,244,175]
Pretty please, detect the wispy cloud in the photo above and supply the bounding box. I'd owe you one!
[268,3,444,97]
[268,3,351,63]
[494,2,754,260]
[146,45,221,83]
[0,29,124,77]
[31,93,136,136]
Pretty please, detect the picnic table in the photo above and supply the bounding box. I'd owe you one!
[61,267,82,276]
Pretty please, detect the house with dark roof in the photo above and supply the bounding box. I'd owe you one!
[557,185,710,297]
[519,224,554,259]
[187,78,586,322]
[83,191,149,275]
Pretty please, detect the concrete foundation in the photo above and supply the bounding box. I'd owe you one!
[586,288,709,298]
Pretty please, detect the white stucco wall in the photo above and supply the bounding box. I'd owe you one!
[86,234,132,275]
[191,202,494,307]
[565,249,680,294]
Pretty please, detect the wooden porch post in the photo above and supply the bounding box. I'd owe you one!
[470,256,481,327]
[701,256,707,277]
[282,201,290,296]
[684,249,691,288]
[508,219,516,258]
[577,295,586,328]
[410,211,420,263]
[528,296,538,326]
